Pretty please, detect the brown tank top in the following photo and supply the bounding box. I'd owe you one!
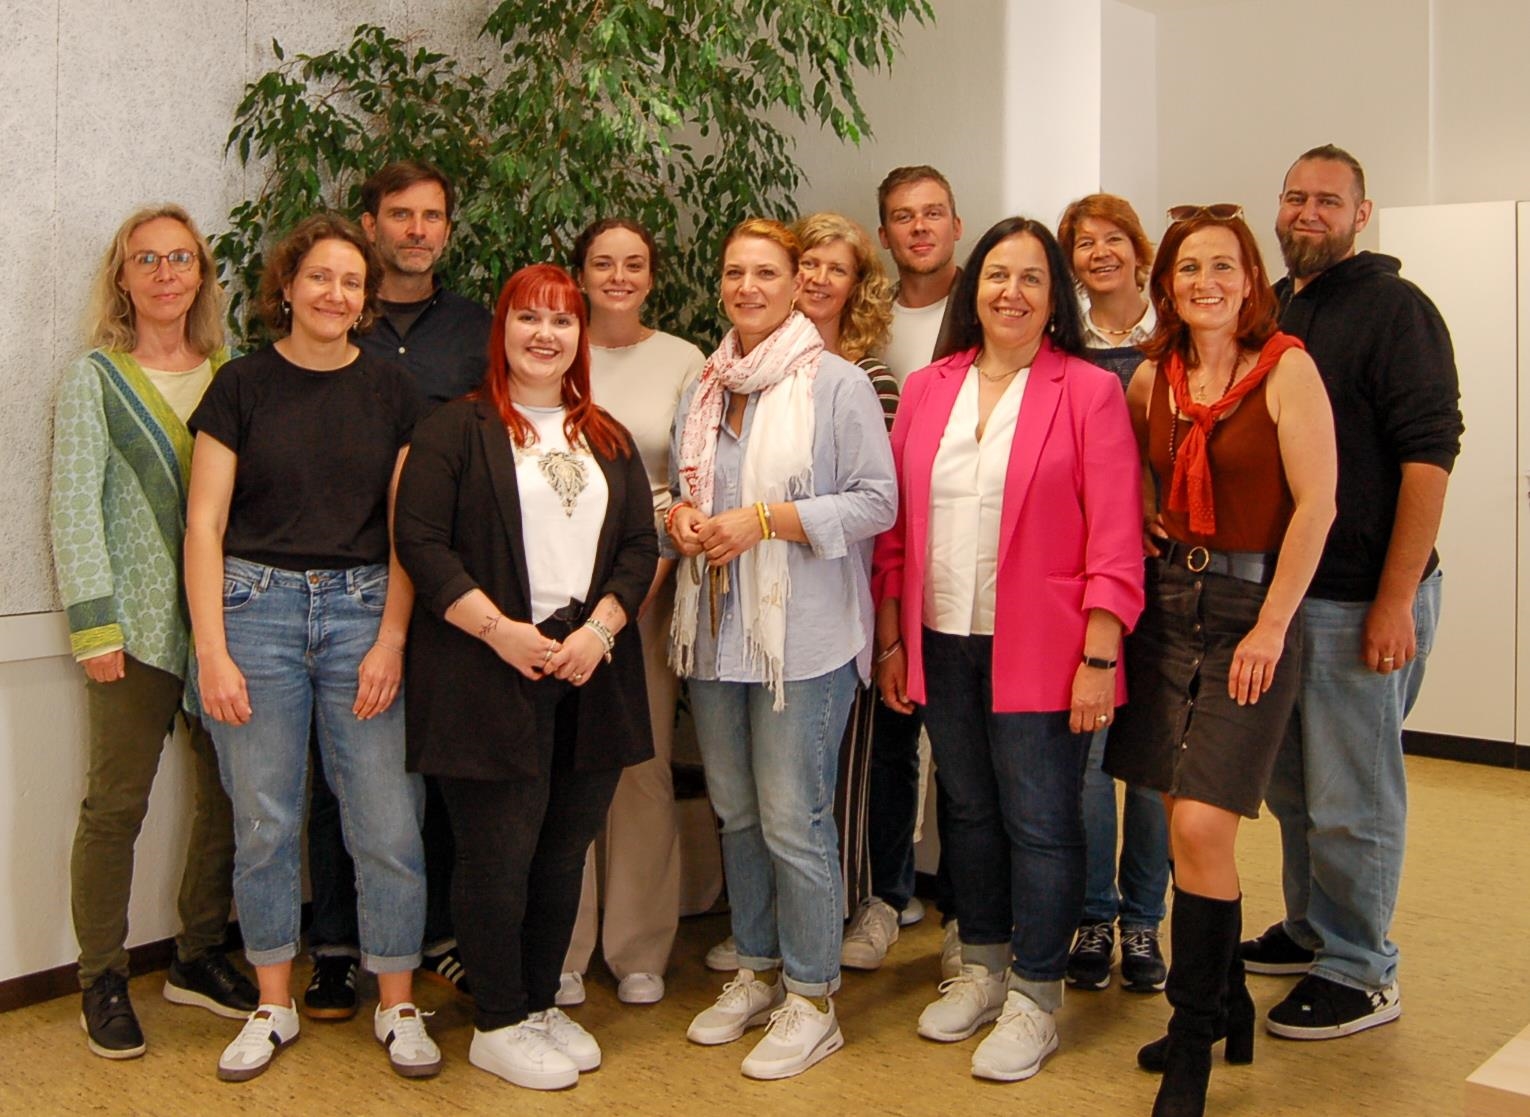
[1147,366,1292,553]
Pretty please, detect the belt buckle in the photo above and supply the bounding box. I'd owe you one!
[1186,545,1211,573]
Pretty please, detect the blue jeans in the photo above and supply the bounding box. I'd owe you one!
[920,630,1091,988]
[1080,728,1169,929]
[1265,571,1441,991]
[688,660,857,996]
[209,557,425,973]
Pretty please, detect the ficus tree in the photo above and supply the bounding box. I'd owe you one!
[215,1,934,345]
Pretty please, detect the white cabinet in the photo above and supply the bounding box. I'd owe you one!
[1379,202,1519,748]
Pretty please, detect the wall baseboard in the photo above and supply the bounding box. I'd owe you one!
[1,919,254,1015]
[0,937,176,1014]
[1402,730,1530,769]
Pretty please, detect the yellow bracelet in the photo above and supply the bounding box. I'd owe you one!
[755,501,776,541]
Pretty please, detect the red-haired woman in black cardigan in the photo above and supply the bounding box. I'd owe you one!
[395,263,657,1093]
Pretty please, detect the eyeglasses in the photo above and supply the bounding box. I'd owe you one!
[1165,203,1244,224]
[128,250,198,273]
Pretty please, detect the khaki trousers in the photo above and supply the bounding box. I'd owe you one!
[72,656,235,987]
[563,581,681,979]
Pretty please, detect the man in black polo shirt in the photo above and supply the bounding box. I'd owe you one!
[1243,144,1462,1041]
[303,161,490,1021]
[358,160,492,405]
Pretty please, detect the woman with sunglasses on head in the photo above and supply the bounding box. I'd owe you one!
[1104,205,1335,1117]
[185,213,438,1083]
[872,216,1143,1084]
[395,263,658,1091]
[1055,195,1171,997]
[558,219,704,1009]
[671,218,896,1081]
[51,205,259,1062]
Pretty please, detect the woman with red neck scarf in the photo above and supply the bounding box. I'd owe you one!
[1104,206,1336,1117]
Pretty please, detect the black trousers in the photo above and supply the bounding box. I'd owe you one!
[437,683,621,1032]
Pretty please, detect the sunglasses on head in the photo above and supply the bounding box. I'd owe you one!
[1165,203,1244,224]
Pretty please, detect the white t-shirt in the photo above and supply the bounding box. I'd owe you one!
[512,404,609,623]
[923,366,1029,636]
[883,298,950,388]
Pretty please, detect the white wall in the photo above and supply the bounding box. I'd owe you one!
[1151,0,1530,271]
[790,0,1010,276]
[1101,0,1159,228]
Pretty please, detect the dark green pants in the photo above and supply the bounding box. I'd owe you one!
[72,656,235,988]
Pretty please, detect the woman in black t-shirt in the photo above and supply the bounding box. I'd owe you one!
[185,214,439,1083]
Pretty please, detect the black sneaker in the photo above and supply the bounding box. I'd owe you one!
[163,952,260,1020]
[1240,922,1316,975]
[303,954,359,1020]
[80,971,146,1060]
[1065,921,1114,990]
[1265,973,1401,1039]
[1120,927,1167,993]
[420,942,471,997]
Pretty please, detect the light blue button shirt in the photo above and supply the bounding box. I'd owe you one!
[666,354,898,684]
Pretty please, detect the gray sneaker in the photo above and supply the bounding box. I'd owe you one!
[687,970,785,1045]
[970,990,1058,1082]
[917,963,1007,1042]
[841,898,900,970]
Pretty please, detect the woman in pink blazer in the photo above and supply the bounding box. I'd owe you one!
[871,216,1143,1083]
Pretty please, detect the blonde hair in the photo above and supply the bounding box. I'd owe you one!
[793,212,893,363]
[84,204,226,355]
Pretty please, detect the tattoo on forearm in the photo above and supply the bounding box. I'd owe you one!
[478,614,500,640]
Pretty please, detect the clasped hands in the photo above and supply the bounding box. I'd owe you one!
[490,616,605,687]
[669,504,765,568]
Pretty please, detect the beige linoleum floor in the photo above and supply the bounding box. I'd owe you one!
[2,755,1524,1116]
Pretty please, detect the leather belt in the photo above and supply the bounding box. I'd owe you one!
[1157,540,1276,586]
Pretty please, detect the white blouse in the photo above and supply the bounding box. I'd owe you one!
[923,366,1029,636]
[513,404,609,623]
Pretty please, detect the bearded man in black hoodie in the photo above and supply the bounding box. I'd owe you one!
[1238,144,1463,1042]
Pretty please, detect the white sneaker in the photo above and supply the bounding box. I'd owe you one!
[740,993,844,1080]
[555,971,585,1007]
[527,1007,600,1071]
[469,1022,579,1090]
[841,898,900,970]
[616,972,665,1004]
[940,919,962,981]
[705,935,738,972]
[970,990,1059,1082]
[917,963,1007,1042]
[374,1001,442,1078]
[900,897,926,927]
[686,970,785,1045]
[217,1001,300,1081]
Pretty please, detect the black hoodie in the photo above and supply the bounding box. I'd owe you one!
[1275,251,1463,601]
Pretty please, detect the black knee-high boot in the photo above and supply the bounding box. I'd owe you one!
[1150,888,1246,1117]
[1137,896,1254,1072]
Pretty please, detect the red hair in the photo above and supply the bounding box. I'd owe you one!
[476,264,630,459]
[1140,213,1278,367]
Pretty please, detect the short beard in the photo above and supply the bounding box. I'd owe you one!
[1278,225,1355,280]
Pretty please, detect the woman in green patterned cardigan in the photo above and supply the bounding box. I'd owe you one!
[50,204,258,1061]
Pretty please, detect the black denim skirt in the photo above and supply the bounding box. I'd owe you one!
[1104,555,1303,818]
